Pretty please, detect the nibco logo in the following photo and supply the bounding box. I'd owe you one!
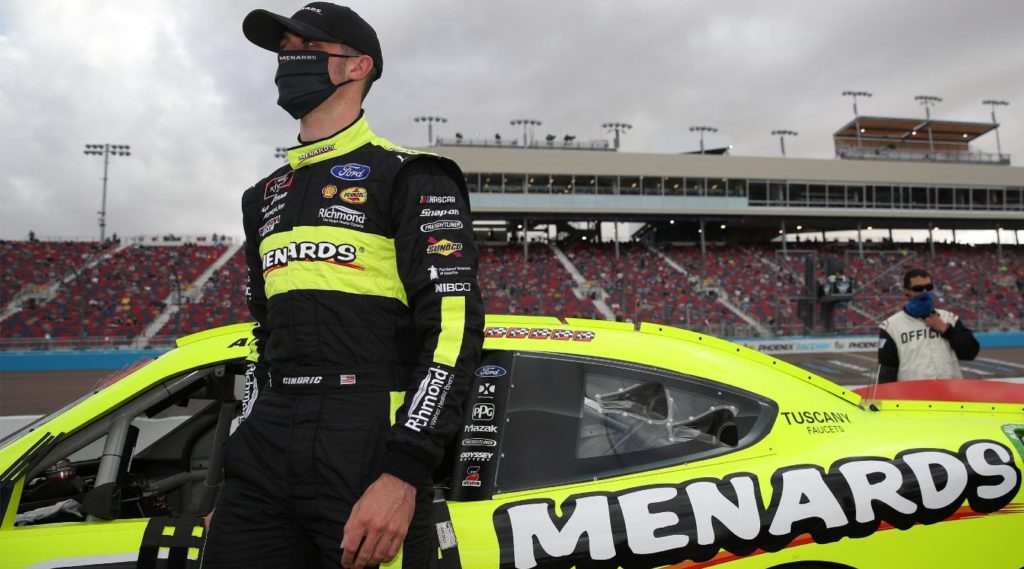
[330,163,370,181]
[472,403,495,421]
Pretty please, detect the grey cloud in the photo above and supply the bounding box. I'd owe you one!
[1,0,1021,240]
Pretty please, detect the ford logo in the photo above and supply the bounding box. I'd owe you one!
[475,365,507,378]
[330,163,370,181]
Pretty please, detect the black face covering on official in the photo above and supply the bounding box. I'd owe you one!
[275,50,355,119]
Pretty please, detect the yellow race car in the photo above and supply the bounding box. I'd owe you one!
[1,317,1022,568]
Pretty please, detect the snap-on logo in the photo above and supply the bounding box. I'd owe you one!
[331,163,370,181]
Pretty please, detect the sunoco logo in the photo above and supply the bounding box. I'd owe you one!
[319,205,366,228]
[341,187,368,204]
[262,241,360,274]
[331,163,370,181]
[420,219,463,232]
[426,239,463,256]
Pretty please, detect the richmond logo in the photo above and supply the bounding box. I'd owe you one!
[262,241,362,275]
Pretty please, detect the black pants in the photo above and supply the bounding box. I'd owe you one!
[201,389,432,568]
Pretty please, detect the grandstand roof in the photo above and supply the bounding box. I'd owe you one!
[833,116,997,147]
[429,146,1024,188]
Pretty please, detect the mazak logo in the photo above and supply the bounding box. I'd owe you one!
[331,163,370,181]
[296,143,335,164]
[341,187,368,204]
[319,204,366,228]
[472,403,495,421]
[426,237,463,257]
[262,241,361,275]
[475,365,507,378]
[264,171,294,200]
[465,424,498,434]
[259,216,281,237]
[435,282,471,293]
[420,219,464,232]
[420,208,460,217]
[419,195,456,204]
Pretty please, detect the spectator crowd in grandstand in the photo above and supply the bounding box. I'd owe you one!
[0,238,1020,349]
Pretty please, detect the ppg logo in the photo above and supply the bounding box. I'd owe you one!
[472,403,495,421]
[330,163,370,181]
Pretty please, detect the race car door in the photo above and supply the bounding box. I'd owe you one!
[441,350,775,569]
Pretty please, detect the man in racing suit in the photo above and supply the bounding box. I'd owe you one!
[202,4,483,568]
[878,268,979,382]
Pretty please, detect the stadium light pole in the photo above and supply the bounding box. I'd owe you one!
[511,119,542,147]
[915,95,942,155]
[603,122,633,151]
[414,116,447,145]
[689,126,717,155]
[274,147,288,161]
[982,99,1009,157]
[83,143,131,242]
[771,130,798,157]
[842,90,872,148]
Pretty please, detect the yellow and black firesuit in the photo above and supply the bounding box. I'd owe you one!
[205,112,483,567]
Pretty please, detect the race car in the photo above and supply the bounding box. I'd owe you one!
[1,316,1022,568]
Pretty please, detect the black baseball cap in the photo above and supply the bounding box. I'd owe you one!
[243,2,383,79]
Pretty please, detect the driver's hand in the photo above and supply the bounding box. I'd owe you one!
[924,314,948,334]
[340,473,415,569]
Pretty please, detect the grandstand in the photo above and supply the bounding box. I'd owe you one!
[1,114,1022,350]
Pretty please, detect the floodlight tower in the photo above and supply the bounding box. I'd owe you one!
[842,90,872,147]
[915,95,942,154]
[603,122,633,150]
[83,143,131,241]
[414,116,447,145]
[511,119,542,147]
[771,130,798,157]
[982,99,1009,157]
[689,126,717,155]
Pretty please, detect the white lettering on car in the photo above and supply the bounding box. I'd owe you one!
[493,440,1021,569]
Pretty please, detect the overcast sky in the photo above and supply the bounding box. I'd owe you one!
[1,0,1021,241]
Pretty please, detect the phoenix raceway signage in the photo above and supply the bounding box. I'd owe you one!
[740,336,879,355]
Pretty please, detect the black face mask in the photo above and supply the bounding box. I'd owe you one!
[275,50,355,120]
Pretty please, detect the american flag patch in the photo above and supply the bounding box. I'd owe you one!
[552,329,573,341]
[485,327,507,338]
[339,374,357,385]
[529,328,551,339]
[573,330,596,342]
[507,327,529,338]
